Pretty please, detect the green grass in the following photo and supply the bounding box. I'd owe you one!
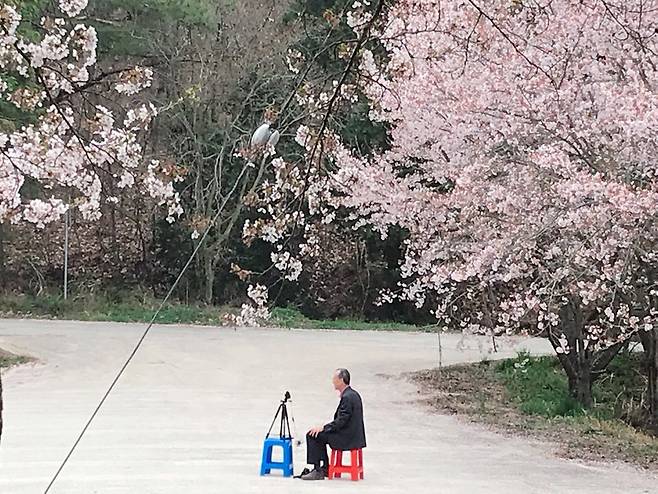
[494,352,658,466]
[413,351,658,469]
[270,307,428,331]
[495,351,649,423]
[496,354,585,416]
[0,350,31,369]
[0,292,232,325]
[0,293,425,331]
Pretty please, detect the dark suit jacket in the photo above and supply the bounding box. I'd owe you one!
[323,386,366,451]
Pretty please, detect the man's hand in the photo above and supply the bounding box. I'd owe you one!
[308,425,324,437]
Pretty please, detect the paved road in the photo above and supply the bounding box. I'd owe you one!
[0,319,654,493]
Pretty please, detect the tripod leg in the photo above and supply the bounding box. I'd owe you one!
[284,406,291,438]
[280,405,287,438]
[266,403,283,438]
[281,404,292,438]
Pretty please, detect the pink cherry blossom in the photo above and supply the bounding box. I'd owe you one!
[328,0,658,354]
[0,1,181,227]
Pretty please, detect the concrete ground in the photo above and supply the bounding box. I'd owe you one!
[0,319,654,493]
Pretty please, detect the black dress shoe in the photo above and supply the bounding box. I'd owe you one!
[301,467,326,480]
[294,467,311,479]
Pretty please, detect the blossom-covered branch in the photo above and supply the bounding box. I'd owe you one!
[0,0,181,227]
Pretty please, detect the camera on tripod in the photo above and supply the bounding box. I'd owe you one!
[266,391,294,440]
[260,391,298,477]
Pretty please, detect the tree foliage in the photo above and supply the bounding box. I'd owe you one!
[324,0,658,407]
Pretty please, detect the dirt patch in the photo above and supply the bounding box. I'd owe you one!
[408,360,658,471]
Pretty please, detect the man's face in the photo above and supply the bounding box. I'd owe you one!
[332,373,342,390]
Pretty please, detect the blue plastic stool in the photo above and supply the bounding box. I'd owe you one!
[260,437,293,477]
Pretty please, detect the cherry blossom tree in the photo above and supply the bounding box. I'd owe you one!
[323,0,658,407]
[0,0,181,441]
[0,0,182,228]
[244,0,658,408]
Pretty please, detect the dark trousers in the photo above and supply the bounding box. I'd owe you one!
[306,432,330,468]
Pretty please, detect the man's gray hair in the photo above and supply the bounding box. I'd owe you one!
[335,368,351,385]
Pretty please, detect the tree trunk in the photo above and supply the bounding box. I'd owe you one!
[639,328,658,424]
[550,295,595,408]
[204,254,215,305]
[0,223,6,290]
[554,343,594,409]
[573,363,593,408]
[550,296,629,409]
[1,370,3,444]
[649,335,658,424]
[110,204,119,268]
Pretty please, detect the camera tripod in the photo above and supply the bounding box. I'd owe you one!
[266,391,293,439]
[260,391,298,477]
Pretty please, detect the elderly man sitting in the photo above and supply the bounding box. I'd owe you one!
[301,368,366,481]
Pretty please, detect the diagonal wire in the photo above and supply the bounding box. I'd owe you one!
[43,161,254,494]
[42,4,384,487]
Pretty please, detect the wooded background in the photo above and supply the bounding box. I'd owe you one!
[0,0,429,323]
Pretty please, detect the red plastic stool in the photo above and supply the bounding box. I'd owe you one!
[328,448,364,481]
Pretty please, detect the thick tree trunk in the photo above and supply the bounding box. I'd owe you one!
[551,295,595,408]
[554,343,594,409]
[551,296,628,409]
[639,328,658,424]
[573,364,593,408]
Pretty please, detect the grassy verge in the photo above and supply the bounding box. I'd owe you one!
[0,293,426,331]
[0,292,233,325]
[0,348,32,369]
[411,352,658,470]
[270,307,428,331]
